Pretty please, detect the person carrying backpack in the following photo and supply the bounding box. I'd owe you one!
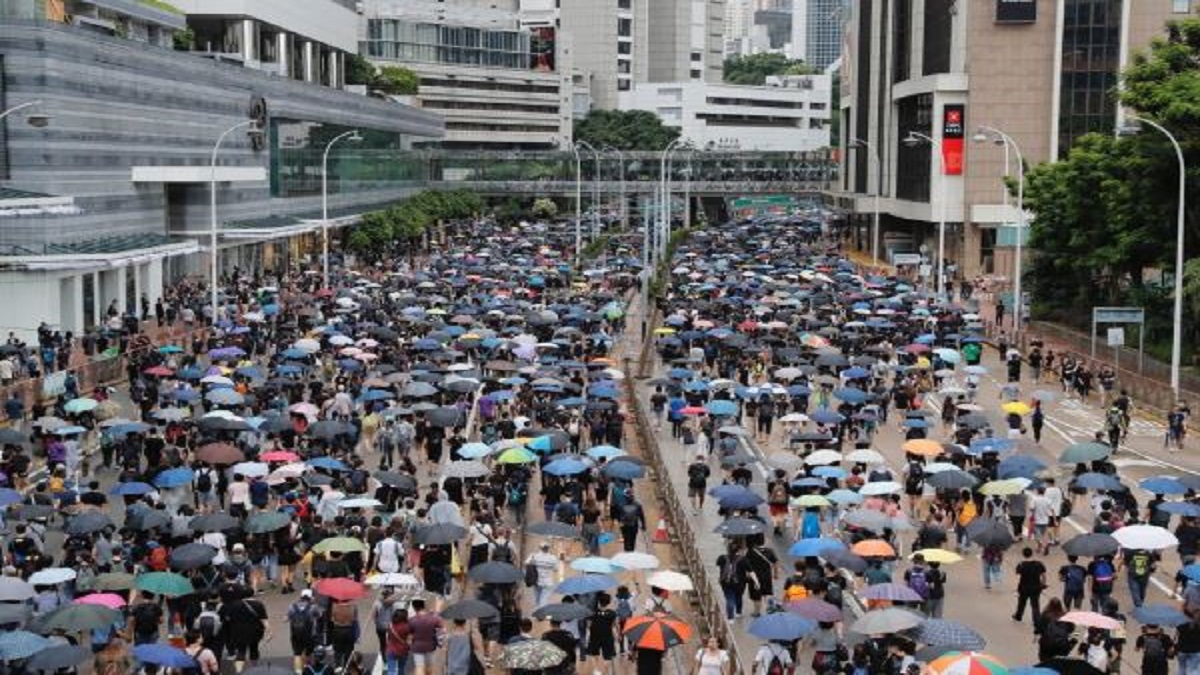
[1136,624,1175,675]
[1059,555,1087,610]
[766,469,790,536]
[618,497,645,553]
[193,598,223,658]
[753,640,793,675]
[129,593,163,645]
[904,554,931,614]
[1088,555,1116,611]
[1125,548,1156,608]
[287,590,321,673]
[687,454,711,513]
[716,544,749,620]
[183,630,219,675]
[904,459,925,516]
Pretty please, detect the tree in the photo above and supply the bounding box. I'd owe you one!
[723,53,812,85]
[374,66,419,96]
[347,189,484,258]
[345,54,378,86]
[531,198,558,219]
[573,110,680,151]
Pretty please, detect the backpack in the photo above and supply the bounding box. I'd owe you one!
[769,481,788,505]
[195,470,213,494]
[615,595,633,619]
[824,582,843,607]
[1130,551,1152,578]
[619,504,640,529]
[766,647,787,675]
[249,480,269,507]
[132,603,160,635]
[907,568,930,600]
[492,542,513,563]
[289,602,316,639]
[688,463,708,487]
[507,484,526,507]
[1063,565,1086,594]
[1092,559,1115,589]
[348,470,368,494]
[195,611,221,645]
[1142,633,1167,664]
[719,555,741,586]
[905,463,924,492]
[783,578,809,601]
[330,601,355,628]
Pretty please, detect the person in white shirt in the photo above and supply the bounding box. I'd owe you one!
[694,637,730,675]
[525,543,558,607]
[754,641,792,675]
[1030,487,1055,555]
[372,532,404,574]
[200,530,228,566]
[1044,477,1066,545]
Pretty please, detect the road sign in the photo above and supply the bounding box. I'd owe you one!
[1091,306,1144,374]
[1107,328,1125,347]
[1094,307,1145,324]
[892,253,923,266]
[918,264,932,278]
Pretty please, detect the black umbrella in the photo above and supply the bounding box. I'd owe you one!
[713,517,767,537]
[1062,533,1120,558]
[966,518,1016,548]
[11,504,55,521]
[1035,658,1105,675]
[441,599,499,620]
[0,428,27,445]
[127,510,172,532]
[425,407,464,428]
[26,644,90,672]
[525,521,580,539]
[189,513,240,533]
[170,543,219,571]
[532,603,593,621]
[309,420,353,440]
[64,512,114,535]
[925,470,978,491]
[821,548,868,573]
[467,561,523,585]
[374,471,418,492]
[413,523,468,545]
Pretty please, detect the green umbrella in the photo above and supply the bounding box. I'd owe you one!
[134,572,194,597]
[32,604,121,634]
[311,536,367,555]
[245,511,291,534]
[92,572,135,591]
[1059,441,1113,464]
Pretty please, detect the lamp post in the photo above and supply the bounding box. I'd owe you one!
[972,126,1026,334]
[574,140,600,239]
[850,137,881,265]
[568,142,582,264]
[1118,115,1186,398]
[659,137,688,263]
[321,129,361,290]
[0,100,50,127]
[903,131,947,298]
[210,119,256,321]
[602,145,628,229]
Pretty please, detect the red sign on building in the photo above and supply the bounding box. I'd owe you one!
[942,104,965,175]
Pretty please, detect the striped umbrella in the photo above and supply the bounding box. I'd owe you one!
[623,614,693,651]
[928,651,1008,675]
[913,619,987,650]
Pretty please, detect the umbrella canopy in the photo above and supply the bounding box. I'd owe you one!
[28,568,75,586]
[966,518,1016,549]
[64,511,115,535]
[413,523,469,545]
[0,576,35,601]
[497,640,567,670]
[441,599,499,620]
[623,614,694,650]
[189,512,240,533]
[169,543,218,571]
[714,517,767,537]
[862,582,923,602]
[74,593,127,609]
[645,570,694,592]
[525,521,580,539]
[786,598,843,622]
[1131,603,1189,627]
[748,611,817,640]
[1061,611,1122,630]
[468,561,524,584]
[556,574,617,595]
[1059,442,1112,464]
[314,577,367,601]
[532,603,594,621]
[25,644,90,672]
[927,651,1008,675]
[1062,533,1120,558]
[850,608,923,634]
[134,572,194,597]
[245,511,292,534]
[312,537,368,555]
[609,552,660,570]
[195,442,244,464]
[913,619,987,650]
[133,643,197,668]
[0,631,50,660]
[32,604,122,633]
[1112,524,1178,550]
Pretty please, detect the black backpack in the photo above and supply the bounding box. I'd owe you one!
[195,470,212,493]
[289,603,316,640]
[348,470,368,494]
[132,603,160,635]
[492,542,513,563]
[619,504,640,528]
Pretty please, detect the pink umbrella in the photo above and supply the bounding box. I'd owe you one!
[74,593,127,609]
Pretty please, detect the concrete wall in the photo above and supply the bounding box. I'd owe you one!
[172,0,360,52]
[559,0,620,110]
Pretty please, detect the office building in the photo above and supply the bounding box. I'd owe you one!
[620,74,831,151]
[835,0,1195,279]
[791,0,841,70]
[361,0,574,150]
[0,0,441,339]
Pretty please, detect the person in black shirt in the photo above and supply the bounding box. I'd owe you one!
[1177,516,1200,567]
[585,594,618,671]
[78,480,108,507]
[1176,619,1200,672]
[542,619,577,675]
[744,541,778,618]
[1013,547,1047,625]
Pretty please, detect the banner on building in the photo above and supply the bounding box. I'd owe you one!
[942,104,965,175]
[996,0,1037,23]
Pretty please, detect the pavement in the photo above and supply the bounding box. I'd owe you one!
[638,318,1198,673]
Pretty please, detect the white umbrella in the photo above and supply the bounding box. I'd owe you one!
[780,413,809,423]
[767,452,805,471]
[850,608,923,634]
[860,481,903,496]
[922,462,960,474]
[28,568,76,585]
[845,449,886,465]
[804,450,843,466]
[329,335,354,346]
[232,462,269,478]
[293,338,321,353]
[338,498,384,509]
[201,375,234,387]
[365,572,421,587]
[609,552,660,571]
[1112,524,1178,550]
[646,570,694,592]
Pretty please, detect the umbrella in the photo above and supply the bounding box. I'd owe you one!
[966,518,1016,548]
[314,577,367,601]
[789,537,845,557]
[927,651,1008,675]
[245,511,292,534]
[73,593,127,609]
[717,489,765,510]
[134,572,194,597]
[1073,473,1123,491]
[609,552,660,570]
[1062,533,1120,558]
[570,557,625,574]
[364,573,421,588]
[127,510,171,532]
[979,479,1028,496]
[714,517,767,537]
[786,598,843,622]
[25,644,90,672]
[859,481,902,496]
[32,604,122,633]
[169,543,218,571]
[133,643,197,668]
[153,467,195,489]
[1061,611,1122,630]
[805,449,843,466]
[312,537,368,555]
[603,461,646,480]
[926,470,979,491]
[526,521,579,539]
[544,457,590,476]
[93,572,135,591]
[1111,524,1178,550]
[556,574,617,595]
[852,539,897,558]
[1140,476,1188,495]
[862,582,922,602]
[195,442,244,464]
[441,599,499,620]
[0,631,50,660]
[413,523,468,545]
[902,439,944,457]
[65,511,115,535]
[645,570,694,592]
[1059,442,1112,464]
[914,619,987,650]
[0,576,34,601]
[1131,603,1189,626]
[623,614,693,650]
[851,608,923,634]
[748,611,817,640]
[911,549,963,564]
[189,512,240,533]
[532,603,594,621]
[468,561,524,584]
[443,460,490,479]
[497,640,567,670]
[28,568,76,586]
[374,471,418,491]
[821,549,869,573]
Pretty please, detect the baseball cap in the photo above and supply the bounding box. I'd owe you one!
[301,589,313,598]
[232,543,245,552]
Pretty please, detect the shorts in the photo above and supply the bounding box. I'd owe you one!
[768,504,788,517]
[688,485,705,498]
[412,653,435,667]
[587,638,616,659]
[228,638,261,662]
[291,638,314,657]
[748,583,770,602]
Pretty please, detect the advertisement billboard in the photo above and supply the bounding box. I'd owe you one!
[941,104,965,175]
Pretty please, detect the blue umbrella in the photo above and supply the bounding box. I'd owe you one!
[133,643,197,668]
[705,400,738,416]
[107,421,153,437]
[555,574,616,594]
[683,381,710,392]
[969,437,1015,454]
[748,612,817,640]
[556,397,586,407]
[791,477,826,488]
[0,488,22,507]
[812,466,846,479]
[589,386,619,400]
[308,457,350,472]
[110,482,155,496]
[602,462,645,480]
[205,389,243,406]
[361,390,394,402]
[1073,472,1123,491]
[826,489,864,505]
[1009,669,1058,675]
[810,410,844,425]
[544,458,590,476]
[234,366,262,379]
[0,630,51,660]
[788,537,845,557]
[153,468,195,489]
[1132,604,1189,627]
[337,359,364,371]
[280,348,309,360]
[667,367,694,379]
[586,445,624,460]
[527,436,555,453]
[53,426,87,436]
[901,418,930,428]
[841,367,871,379]
[1182,563,1200,583]
[570,557,625,574]
[1159,502,1200,517]
[1141,476,1188,495]
[998,455,1046,479]
[787,384,812,396]
[458,442,492,460]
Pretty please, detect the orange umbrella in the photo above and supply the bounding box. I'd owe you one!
[851,539,897,558]
[623,614,693,651]
[314,577,367,601]
[902,439,943,457]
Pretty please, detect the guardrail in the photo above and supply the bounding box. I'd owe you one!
[623,354,747,674]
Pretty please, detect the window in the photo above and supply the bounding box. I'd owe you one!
[618,18,632,37]
[618,41,632,54]
[618,80,631,91]
[1058,0,1122,156]
[618,0,631,8]
[923,0,953,75]
[690,69,702,78]
[895,94,933,202]
[1174,0,1191,12]
[893,0,911,82]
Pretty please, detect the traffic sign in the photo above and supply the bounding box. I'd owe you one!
[1107,328,1125,347]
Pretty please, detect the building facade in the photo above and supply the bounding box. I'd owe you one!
[0,6,441,340]
[620,75,831,151]
[361,0,574,150]
[836,0,1194,280]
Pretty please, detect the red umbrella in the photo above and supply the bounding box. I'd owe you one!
[680,406,708,416]
[623,613,693,651]
[314,577,367,601]
[143,366,174,377]
[260,450,300,463]
[195,443,244,465]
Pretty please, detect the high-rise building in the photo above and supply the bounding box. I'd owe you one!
[835,0,1195,280]
[792,0,841,70]
[360,0,575,150]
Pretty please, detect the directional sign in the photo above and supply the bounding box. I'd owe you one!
[1107,328,1125,347]
[1094,307,1144,324]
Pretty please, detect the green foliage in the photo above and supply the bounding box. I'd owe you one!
[573,110,680,151]
[1121,18,1200,138]
[531,198,559,219]
[138,0,183,14]
[345,54,378,86]
[171,27,194,50]
[723,53,812,85]
[347,189,483,258]
[374,66,419,96]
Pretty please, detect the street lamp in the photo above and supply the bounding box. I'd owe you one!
[659,137,688,263]
[568,142,582,264]
[210,119,257,321]
[574,140,600,239]
[850,137,881,265]
[602,145,628,229]
[0,100,51,128]
[1117,115,1186,398]
[902,131,948,298]
[972,126,1025,334]
[321,129,362,290]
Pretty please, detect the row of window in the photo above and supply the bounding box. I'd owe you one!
[421,78,560,95]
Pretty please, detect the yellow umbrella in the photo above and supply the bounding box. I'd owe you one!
[909,548,963,564]
[653,327,677,336]
[1002,401,1033,416]
[914,356,931,369]
[902,439,944,457]
[979,479,1025,496]
[795,495,831,508]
